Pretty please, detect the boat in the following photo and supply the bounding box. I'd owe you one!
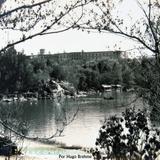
[2,97,13,103]
[103,96,114,100]
[76,91,87,98]
[18,95,27,102]
[23,92,38,101]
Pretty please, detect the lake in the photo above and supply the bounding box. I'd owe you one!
[0,92,145,157]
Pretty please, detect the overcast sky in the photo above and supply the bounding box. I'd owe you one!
[0,0,153,57]
[14,29,139,55]
[14,0,143,56]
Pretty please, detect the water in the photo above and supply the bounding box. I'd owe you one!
[0,92,144,156]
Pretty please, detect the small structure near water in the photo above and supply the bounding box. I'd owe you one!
[101,85,112,92]
[102,84,122,92]
[102,84,122,100]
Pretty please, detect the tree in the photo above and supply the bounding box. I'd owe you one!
[120,59,135,90]
[0,0,93,52]
[50,64,65,81]
[133,57,160,120]
[79,0,159,59]
[92,107,160,160]
[0,46,27,93]
[76,0,160,119]
[78,67,101,91]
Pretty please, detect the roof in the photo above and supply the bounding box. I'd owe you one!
[102,84,112,88]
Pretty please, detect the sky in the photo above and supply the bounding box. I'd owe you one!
[14,0,141,56]
[0,0,154,57]
[15,29,139,55]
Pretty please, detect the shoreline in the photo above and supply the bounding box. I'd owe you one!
[17,140,93,160]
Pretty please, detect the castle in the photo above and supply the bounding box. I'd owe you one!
[37,49,122,63]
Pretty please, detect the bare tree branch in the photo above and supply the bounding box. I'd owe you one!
[78,25,156,53]
[136,0,159,56]
[0,0,92,52]
[0,0,52,18]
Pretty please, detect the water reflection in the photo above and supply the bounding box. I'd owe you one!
[52,96,79,137]
[0,92,144,147]
[0,102,29,137]
[54,97,67,136]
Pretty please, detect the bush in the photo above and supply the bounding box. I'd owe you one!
[92,107,160,160]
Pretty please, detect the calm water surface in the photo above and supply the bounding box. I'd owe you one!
[0,92,144,149]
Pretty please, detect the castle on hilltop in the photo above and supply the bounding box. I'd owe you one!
[33,49,123,63]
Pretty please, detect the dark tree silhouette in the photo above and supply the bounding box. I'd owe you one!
[92,107,160,160]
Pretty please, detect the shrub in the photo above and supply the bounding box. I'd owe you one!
[92,107,160,160]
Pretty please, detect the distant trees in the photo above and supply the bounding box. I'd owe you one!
[133,57,160,121]
[0,47,55,93]
[50,64,65,81]
[0,47,27,93]
[78,58,134,91]
[0,47,135,93]
[121,59,135,90]
[78,67,101,91]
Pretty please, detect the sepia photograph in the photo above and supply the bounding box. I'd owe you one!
[0,0,160,159]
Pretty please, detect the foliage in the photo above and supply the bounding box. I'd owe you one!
[0,47,136,93]
[50,64,65,81]
[0,47,63,93]
[92,107,160,160]
[133,57,160,121]
[79,58,134,91]
[0,46,27,93]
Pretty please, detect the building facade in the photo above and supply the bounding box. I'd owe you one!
[42,50,122,63]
